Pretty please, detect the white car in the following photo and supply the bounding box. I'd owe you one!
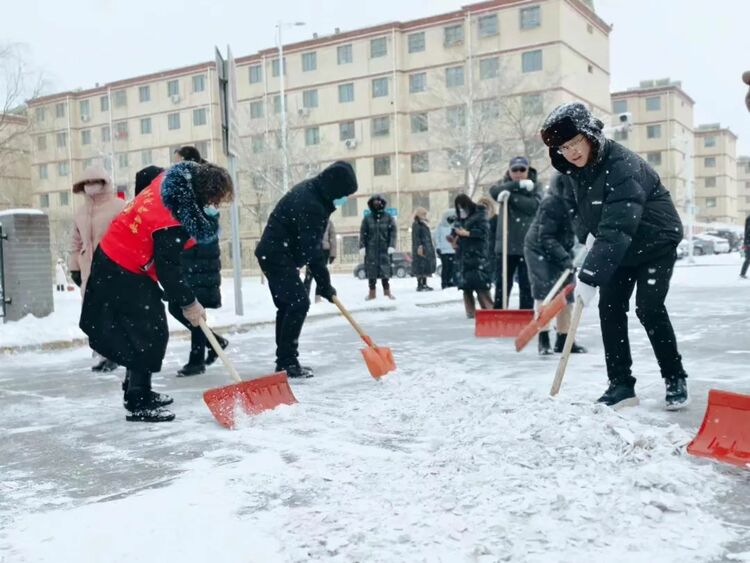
[694,234,730,254]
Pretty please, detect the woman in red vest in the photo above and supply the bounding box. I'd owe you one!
[80,161,233,422]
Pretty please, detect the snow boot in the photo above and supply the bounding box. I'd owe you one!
[205,335,229,366]
[538,331,553,356]
[384,289,396,300]
[122,371,173,407]
[177,362,206,377]
[366,288,376,301]
[278,364,314,379]
[665,376,689,411]
[124,391,176,423]
[596,380,639,409]
[554,333,587,354]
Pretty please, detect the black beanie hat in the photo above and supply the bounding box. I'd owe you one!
[134,165,164,196]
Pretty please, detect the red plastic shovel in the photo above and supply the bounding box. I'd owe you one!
[687,389,750,467]
[200,319,297,429]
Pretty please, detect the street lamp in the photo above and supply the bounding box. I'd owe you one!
[276,20,306,193]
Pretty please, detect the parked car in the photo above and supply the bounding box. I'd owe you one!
[695,233,730,254]
[353,251,413,279]
[705,229,742,251]
[678,237,714,257]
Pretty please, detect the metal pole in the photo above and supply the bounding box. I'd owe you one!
[228,154,244,315]
[278,22,289,193]
[0,223,7,322]
[685,137,695,264]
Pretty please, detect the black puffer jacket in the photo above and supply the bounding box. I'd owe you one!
[744,215,750,248]
[489,169,543,256]
[543,103,683,287]
[360,195,397,279]
[181,222,222,309]
[455,206,492,291]
[411,218,436,276]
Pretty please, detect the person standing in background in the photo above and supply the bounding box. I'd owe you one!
[411,207,436,291]
[360,194,397,301]
[740,213,750,279]
[434,210,457,289]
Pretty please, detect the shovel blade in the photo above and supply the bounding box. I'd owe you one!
[687,389,750,467]
[360,347,393,379]
[203,372,297,429]
[515,284,575,352]
[475,309,535,338]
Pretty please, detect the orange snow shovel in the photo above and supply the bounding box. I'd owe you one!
[475,193,533,337]
[333,296,395,379]
[687,390,750,467]
[515,269,575,352]
[200,319,297,429]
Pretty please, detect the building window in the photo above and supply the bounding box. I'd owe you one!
[339,83,354,103]
[141,150,152,166]
[38,164,48,179]
[706,197,717,208]
[520,5,541,29]
[273,95,286,114]
[250,101,264,119]
[140,117,152,134]
[303,89,319,108]
[58,161,69,176]
[302,52,317,72]
[81,129,91,145]
[305,126,320,146]
[118,153,129,169]
[167,80,180,97]
[412,192,430,211]
[195,141,208,157]
[55,102,66,119]
[193,108,207,126]
[477,99,500,120]
[411,112,428,133]
[408,32,425,53]
[409,72,426,93]
[373,155,391,176]
[113,89,127,108]
[79,99,90,118]
[370,37,387,58]
[341,198,358,217]
[249,64,262,83]
[614,129,628,141]
[114,121,128,139]
[705,157,716,167]
[646,151,662,166]
[100,95,109,112]
[337,44,353,64]
[37,135,46,150]
[271,57,286,77]
[139,85,150,102]
[612,99,627,113]
[372,116,390,137]
[168,113,181,130]
[446,66,465,88]
[339,121,355,141]
[704,136,717,147]
[447,149,465,170]
[479,57,499,80]
[372,77,389,98]
[35,107,46,122]
[479,14,498,37]
[251,135,265,154]
[411,152,430,173]
[645,96,661,111]
[192,74,206,92]
[446,106,466,128]
[101,126,110,142]
[56,132,67,148]
[522,50,543,72]
[39,193,49,208]
[59,192,69,206]
[705,176,717,188]
[522,94,544,115]
[646,124,662,139]
[444,24,464,47]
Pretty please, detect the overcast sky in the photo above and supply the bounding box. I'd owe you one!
[5,0,750,153]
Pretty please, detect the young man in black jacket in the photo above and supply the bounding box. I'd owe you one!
[541,102,687,410]
[255,162,358,379]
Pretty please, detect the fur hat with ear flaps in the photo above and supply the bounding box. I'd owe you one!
[540,102,607,174]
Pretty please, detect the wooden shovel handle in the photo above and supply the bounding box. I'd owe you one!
[502,196,508,310]
[550,296,585,396]
[332,296,376,349]
[541,269,572,307]
[199,319,242,383]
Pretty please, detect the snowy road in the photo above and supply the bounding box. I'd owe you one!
[1,259,749,562]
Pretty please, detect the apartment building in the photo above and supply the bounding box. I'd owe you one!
[26,0,611,269]
[693,123,738,224]
[610,79,694,216]
[0,114,32,211]
[737,155,750,221]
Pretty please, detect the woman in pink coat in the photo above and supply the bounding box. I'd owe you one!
[69,164,126,372]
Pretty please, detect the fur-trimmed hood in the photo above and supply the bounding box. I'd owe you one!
[160,162,219,244]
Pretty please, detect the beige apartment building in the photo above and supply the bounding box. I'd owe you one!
[737,155,750,221]
[26,0,611,269]
[693,123,738,224]
[0,114,32,211]
[610,79,694,216]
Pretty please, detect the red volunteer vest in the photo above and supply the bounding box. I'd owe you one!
[100,173,195,281]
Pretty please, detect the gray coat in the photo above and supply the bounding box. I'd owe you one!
[359,195,397,279]
[489,167,543,256]
[411,218,436,276]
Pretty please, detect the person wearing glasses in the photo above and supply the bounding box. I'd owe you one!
[540,102,687,410]
[488,157,542,310]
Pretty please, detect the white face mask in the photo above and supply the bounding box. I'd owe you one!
[458,208,468,219]
[84,183,104,196]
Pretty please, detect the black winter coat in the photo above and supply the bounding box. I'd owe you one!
[489,168,543,256]
[455,206,492,291]
[744,215,750,247]
[360,196,397,279]
[551,139,683,287]
[488,214,498,257]
[181,226,222,309]
[411,218,436,276]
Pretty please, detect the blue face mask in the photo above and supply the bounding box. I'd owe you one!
[203,206,219,217]
[333,196,348,207]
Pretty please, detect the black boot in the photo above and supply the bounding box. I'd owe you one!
[92,358,118,372]
[124,390,175,422]
[123,370,173,408]
[554,333,587,354]
[665,376,689,411]
[596,380,638,409]
[538,331,553,356]
[205,335,229,366]
[278,363,314,379]
[177,359,206,377]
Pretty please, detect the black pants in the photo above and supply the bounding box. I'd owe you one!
[303,250,330,296]
[494,254,533,309]
[368,278,390,291]
[262,262,310,369]
[741,250,750,277]
[599,250,685,385]
[438,253,455,289]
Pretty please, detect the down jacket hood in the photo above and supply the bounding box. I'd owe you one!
[72,164,113,194]
[160,162,220,244]
[314,161,358,202]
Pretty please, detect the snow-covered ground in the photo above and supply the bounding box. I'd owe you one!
[1,252,749,562]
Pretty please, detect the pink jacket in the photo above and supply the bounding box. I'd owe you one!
[69,165,126,293]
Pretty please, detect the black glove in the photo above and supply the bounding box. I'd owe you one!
[328,256,335,264]
[71,271,82,287]
[318,285,337,303]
